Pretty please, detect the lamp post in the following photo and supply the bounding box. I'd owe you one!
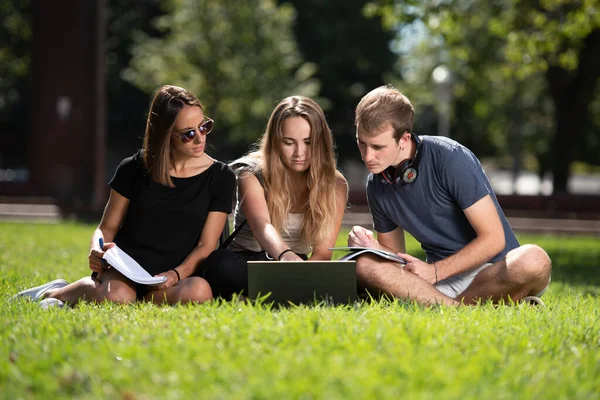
[432,65,452,137]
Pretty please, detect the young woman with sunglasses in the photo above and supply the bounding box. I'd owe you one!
[200,95,349,300]
[12,85,235,307]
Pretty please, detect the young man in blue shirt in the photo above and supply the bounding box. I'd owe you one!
[349,85,552,306]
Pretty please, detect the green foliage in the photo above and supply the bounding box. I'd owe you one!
[105,0,165,153]
[0,2,31,90]
[123,0,319,154]
[279,0,397,159]
[502,0,600,76]
[368,0,600,190]
[1,222,600,398]
[418,0,600,98]
[0,0,30,120]
[378,0,600,81]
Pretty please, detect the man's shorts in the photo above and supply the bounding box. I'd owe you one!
[434,262,551,299]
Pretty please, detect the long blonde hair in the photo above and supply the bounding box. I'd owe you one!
[236,96,345,248]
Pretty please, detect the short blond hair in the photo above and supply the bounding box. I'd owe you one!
[355,85,414,141]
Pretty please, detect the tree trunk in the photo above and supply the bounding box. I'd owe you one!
[546,29,600,194]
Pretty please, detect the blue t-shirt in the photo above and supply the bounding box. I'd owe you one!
[367,135,519,263]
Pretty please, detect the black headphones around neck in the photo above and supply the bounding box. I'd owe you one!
[380,132,422,186]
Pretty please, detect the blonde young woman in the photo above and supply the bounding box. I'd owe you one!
[201,96,349,299]
[12,85,235,307]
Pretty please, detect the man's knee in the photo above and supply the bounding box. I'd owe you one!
[507,244,552,283]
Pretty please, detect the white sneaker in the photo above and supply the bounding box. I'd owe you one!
[521,295,545,306]
[39,298,65,309]
[11,279,69,302]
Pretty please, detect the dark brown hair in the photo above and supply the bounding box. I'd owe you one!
[142,85,203,187]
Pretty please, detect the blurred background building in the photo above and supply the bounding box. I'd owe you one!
[1,0,599,219]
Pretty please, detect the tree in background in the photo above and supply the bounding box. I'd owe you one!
[0,0,31,168]
[0,0,164,171]
[106,0,164,156]
[279,0,397,162]
[370,0,600,193]
[123,0,319,160]
[3,0,598,196]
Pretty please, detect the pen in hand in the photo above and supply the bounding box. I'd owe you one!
[91,238,104,280]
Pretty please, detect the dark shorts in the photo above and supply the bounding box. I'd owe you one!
[136,285,151,301]
[200,248,307,300]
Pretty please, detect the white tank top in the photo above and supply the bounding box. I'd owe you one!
[230,208,312,256]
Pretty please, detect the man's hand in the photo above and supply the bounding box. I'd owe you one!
[400,253,438,285]
[348,226,378,248]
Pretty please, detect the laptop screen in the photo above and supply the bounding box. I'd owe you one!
[247,260,357,306]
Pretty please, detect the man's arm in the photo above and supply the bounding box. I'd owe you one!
[401,195,505,283]
[437,195,505,278]
[404,194,505,283]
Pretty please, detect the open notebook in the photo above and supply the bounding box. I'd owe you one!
[102,245,167,286]
[330,247,407,265]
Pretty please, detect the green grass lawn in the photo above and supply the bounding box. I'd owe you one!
[1,221,599,399]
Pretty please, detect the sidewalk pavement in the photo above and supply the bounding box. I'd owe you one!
[342,212,600,235]
[1,202,599,235]
[0,203,61,223]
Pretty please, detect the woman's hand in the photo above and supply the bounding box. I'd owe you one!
[279,250,304,262]
[88,242,115,274]
[153,269,181,290]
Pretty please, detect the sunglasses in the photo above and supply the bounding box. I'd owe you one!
[174,119,214,143]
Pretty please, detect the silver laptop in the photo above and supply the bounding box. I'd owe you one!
[247,261,357,305]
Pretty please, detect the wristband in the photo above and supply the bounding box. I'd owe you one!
[171,268,181,282]
[433,262,439,284]
[278,248,295,261]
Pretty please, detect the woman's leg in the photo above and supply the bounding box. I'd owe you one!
[45,269,137,305]
[200,249,254,300]
[143,277,213,305]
